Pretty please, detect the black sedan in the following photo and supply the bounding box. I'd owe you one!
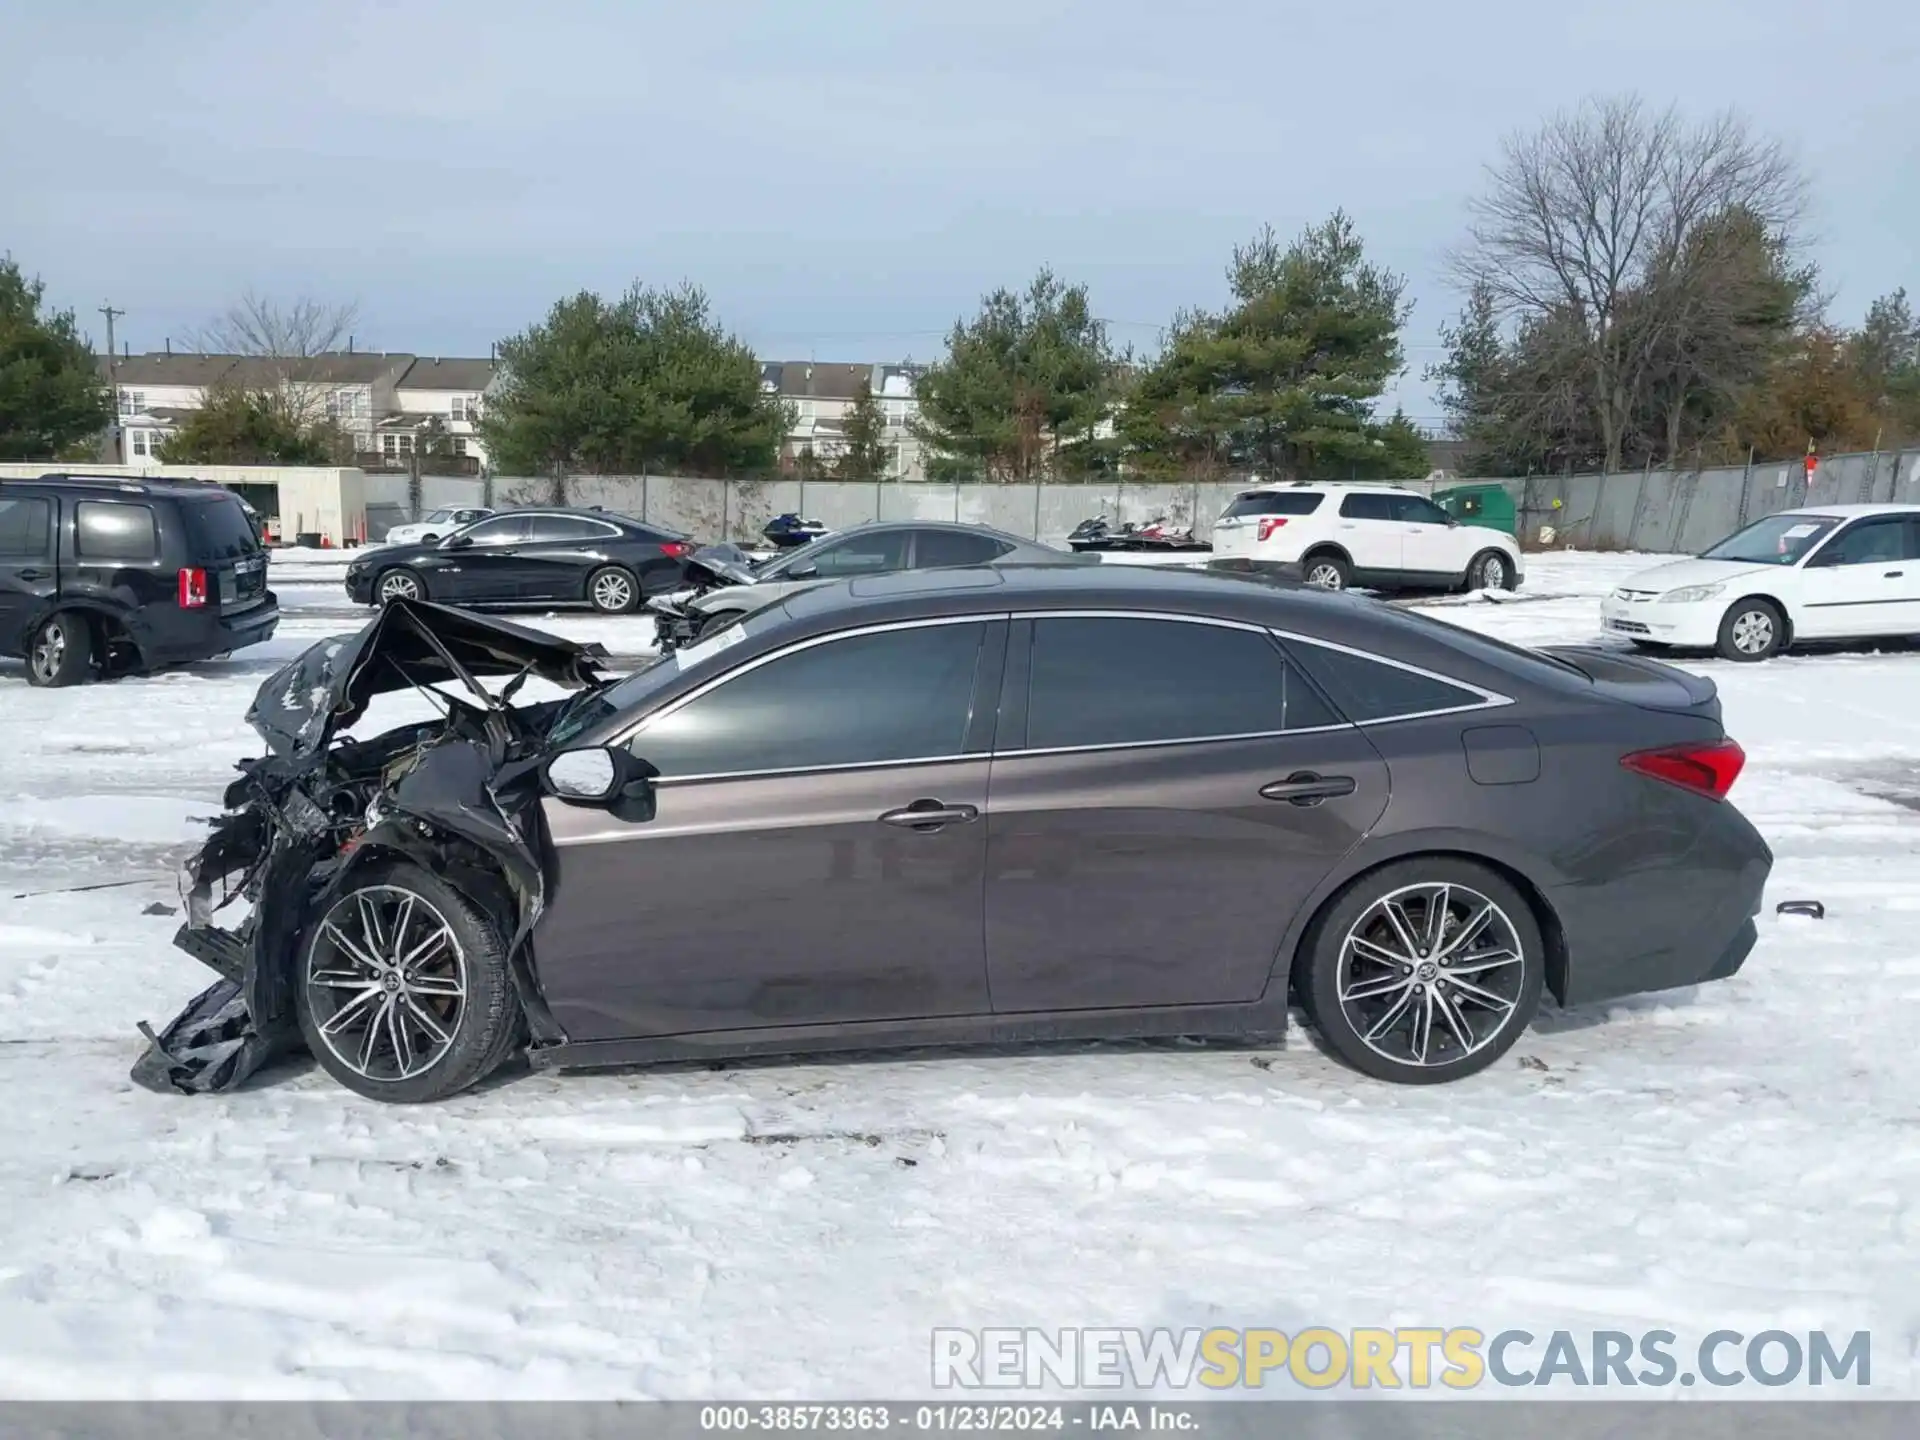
[345,508,694,613]
[151,564,1771,1103]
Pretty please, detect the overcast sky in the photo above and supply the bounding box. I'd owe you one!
[5,0,1915,423]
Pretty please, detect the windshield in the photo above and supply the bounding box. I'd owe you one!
[423,508,456,524]
[756,538,830,578]
[1700,514,1840,566]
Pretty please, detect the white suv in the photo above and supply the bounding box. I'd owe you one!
[1209,483,1524,593]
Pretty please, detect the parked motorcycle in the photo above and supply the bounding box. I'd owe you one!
[763,513,830,548]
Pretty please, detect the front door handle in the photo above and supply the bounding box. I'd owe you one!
[15,569,48,581]
[878,799,979,831]
[1885,571,1903,578]
[1260,772,1356,806]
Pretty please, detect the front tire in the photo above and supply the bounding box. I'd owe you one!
[296,861,521,1103]
[587,565,639,615]
[375,568,426,606]
[26,613,92,688]
[1301,552,1351,591]
[1298,858,1544,1084]
[1715,598,1784,662]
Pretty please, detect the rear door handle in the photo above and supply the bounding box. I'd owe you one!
[1260,772,1356,806]
[878,800,979,831]
[1885,571,1904,578]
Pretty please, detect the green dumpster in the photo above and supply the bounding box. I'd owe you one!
[1432,482,1517,536]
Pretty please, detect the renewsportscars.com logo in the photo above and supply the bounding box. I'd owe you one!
[931,1327,1872,1391]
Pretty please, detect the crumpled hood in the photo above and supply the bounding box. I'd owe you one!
[685,543,763,587]
[245,598,609,759]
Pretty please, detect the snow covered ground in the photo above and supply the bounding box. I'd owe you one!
[1,550,1916,1399]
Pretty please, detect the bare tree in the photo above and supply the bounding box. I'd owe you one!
[186,291,361,429]
[1451,95,1808,471]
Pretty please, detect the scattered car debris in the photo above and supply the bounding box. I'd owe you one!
[1775,900,1826,919]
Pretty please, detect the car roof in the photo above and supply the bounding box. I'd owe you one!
[773,560,1355,634]
[828,517,1045,544]
[1779,503,1920,519]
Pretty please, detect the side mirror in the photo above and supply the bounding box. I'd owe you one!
[541,746,649,806]
[788,563,818,579]
[444,533,474,550]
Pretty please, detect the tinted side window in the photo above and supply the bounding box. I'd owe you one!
[526,515,618,543]
[463,515,529,546]
[1288,641,1487,723]
[1812,517,1911,566]
[0,497,52,559]
[914,529,1008,567]
[803,532,909,577]
[1223,491,1324,518]
[1024,617,1337,750]
[1389,495,1451,525]
[1339,494,1393,520]
[76,501,158,561]
[630,622,986,777]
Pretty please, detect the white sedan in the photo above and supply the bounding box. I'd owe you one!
[380,506,493,546]
[1600,503,1920,660]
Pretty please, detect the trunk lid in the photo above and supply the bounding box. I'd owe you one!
[1539,644,1722,724]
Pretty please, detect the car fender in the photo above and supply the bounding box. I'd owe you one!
[1266,823,1570,1001]
[10,595,147,661]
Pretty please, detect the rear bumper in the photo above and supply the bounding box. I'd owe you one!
[142,595,280,665]
[1555,802,1773,1007]
[1208,556,1304,580]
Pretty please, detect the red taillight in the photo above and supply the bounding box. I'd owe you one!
[177,567,208,608]
[1257,517,1289,542]
[660,541,692,558]
[1620,738,1745,800]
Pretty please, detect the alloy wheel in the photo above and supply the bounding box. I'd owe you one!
[378,571,422,603]
[1306,562,1345,590]
[1730,609,1774,655]
[304,885,468,1083]
[1336,882,1527,1068]
[592,570,635,612]
[1479,555,1506,588]
[30,622,66,683]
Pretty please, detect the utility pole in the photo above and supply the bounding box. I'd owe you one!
[100,304,127,462]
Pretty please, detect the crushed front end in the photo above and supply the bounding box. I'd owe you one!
[132,599,609,1095]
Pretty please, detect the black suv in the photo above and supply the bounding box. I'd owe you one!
[0,474,279,687]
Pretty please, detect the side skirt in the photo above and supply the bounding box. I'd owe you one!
[527,996,1296,1073]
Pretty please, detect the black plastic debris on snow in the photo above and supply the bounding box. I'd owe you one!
[132,599,610,1097]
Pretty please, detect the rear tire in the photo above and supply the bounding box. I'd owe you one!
[1301,552,1350,591]
[587,565,639,615]
[1467,549,1514,592]
[1715,598,1784,662]
[1298,858,1544,1085]
[295,860,520,1104]
[26,613,92,688]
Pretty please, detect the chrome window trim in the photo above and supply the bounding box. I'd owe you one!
[1271,629,1517,724]
[611,613,1003,774]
